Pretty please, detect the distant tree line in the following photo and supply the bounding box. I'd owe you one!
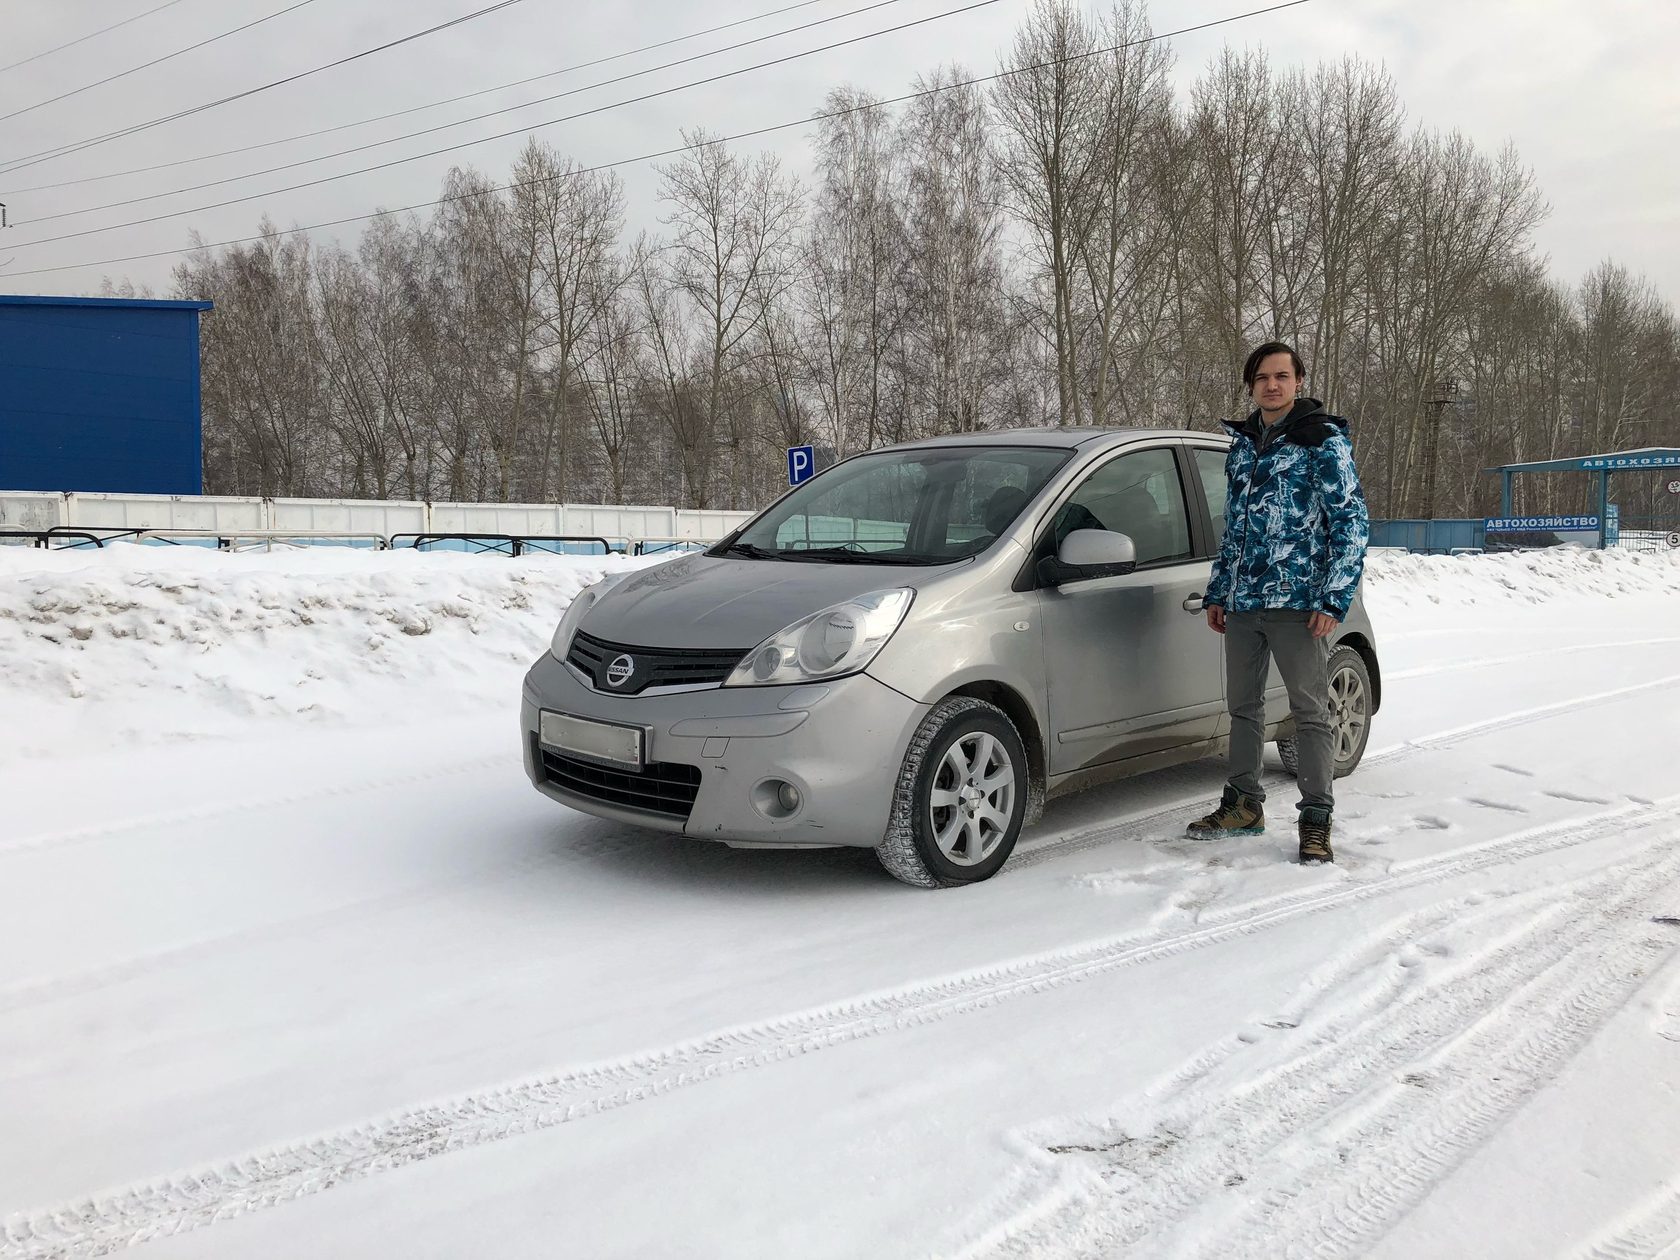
[152,1,1680,519]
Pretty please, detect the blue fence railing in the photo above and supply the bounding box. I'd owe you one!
[1368,519,1486,554]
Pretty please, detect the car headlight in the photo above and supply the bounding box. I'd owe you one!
[549,571,631,658]
[725,588,914,687]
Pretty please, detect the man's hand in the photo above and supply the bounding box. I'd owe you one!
[1308,611,1338,639]
[1205,604,1226,634]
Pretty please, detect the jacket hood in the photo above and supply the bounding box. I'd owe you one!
[1222,398,1348,448]
[580,553,932,651]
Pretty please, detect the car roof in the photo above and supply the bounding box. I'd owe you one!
[873,425,1228,455]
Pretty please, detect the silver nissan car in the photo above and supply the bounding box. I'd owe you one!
[521,428,1380,888]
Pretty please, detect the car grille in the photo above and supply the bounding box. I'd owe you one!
[538,746,703,820]
[567,631,746,695]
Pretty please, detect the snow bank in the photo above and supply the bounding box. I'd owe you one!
[2,542,1673,761]
[0,544,646,759]
[1365,546,1680,608]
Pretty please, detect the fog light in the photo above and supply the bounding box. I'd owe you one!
[752,778,804,820]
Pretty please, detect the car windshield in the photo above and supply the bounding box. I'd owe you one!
[722,445,1074,565]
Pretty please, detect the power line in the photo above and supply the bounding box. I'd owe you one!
[0,0,528,177]
[6,0,854,195]
[6,0,846,193]
[0,0,322,127]
[0,0,192,77]
[1,0,1312,281]
[17,0,915,226]
[6,0,995,251]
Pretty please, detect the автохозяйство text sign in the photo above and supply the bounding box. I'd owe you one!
[1483,516,1600,533]
[1578,454,1680,469]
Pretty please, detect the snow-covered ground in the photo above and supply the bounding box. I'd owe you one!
[2,542,1679,1259]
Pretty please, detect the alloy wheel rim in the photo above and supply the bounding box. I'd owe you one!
[928,731,1017,866]
[1330,665,1368,764]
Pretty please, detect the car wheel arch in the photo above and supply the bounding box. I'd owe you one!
[1333,631,1382,713]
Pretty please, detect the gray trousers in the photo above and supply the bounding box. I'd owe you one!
[1225,609,1334,814]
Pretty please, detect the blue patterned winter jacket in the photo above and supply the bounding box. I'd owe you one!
[1203,398,1370,620]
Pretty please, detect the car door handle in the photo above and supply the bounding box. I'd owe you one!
[1183,594,1205,612]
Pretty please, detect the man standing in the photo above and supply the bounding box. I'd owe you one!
[1187,342,1369,863]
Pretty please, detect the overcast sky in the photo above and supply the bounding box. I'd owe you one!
[1,0,1676,303]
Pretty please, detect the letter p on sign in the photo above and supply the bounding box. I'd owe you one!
[788,444,815,486]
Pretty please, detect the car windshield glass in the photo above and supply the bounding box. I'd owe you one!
[725,445,1074,564]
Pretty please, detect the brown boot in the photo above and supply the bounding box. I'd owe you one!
[1186,786,1265,839]
[1298,807,1334,863]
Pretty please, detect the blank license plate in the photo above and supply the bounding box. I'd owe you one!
[540,712,644,770]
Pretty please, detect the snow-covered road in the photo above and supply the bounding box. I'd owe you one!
[3,545,1678,1259]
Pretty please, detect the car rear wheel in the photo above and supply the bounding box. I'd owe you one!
[875,696,1028,889]
[1278,645,1372,779]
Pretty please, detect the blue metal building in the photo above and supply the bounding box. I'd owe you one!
[0,294,213,495]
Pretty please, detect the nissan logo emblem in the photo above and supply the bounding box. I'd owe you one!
[606,654,635,688]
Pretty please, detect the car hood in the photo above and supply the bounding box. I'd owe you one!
[582,554,948,651]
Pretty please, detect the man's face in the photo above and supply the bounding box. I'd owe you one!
[1250,353,1299,415]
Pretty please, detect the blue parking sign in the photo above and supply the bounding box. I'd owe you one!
[787,444,815,486]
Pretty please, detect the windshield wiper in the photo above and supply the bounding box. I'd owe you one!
[777,546,933,565]
[720,541,778,560]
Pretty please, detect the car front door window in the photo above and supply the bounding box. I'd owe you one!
[1051,446,1191,565]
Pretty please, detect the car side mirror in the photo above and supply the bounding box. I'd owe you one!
[1038,528,1138,586]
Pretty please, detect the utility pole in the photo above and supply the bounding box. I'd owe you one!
[1420,377,1460,518]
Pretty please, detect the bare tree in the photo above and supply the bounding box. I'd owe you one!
[1077,1,1176,423]
[897,68,1012,435]
[1184,48,1290,416]
[656,131,803,504]
[513,139,626,501]
[801,89,905,454]
[994,0,1102,424]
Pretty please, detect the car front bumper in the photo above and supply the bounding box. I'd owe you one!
[520,649,927,848]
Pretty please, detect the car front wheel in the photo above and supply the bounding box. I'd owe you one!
[875,696,1028,889]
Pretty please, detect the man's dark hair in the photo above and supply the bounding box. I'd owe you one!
[1242,341,1307,388]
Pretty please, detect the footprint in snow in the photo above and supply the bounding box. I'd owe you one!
[1543,788,1614,805]
[1493,763,1537,777]
[1465,797,1529,814]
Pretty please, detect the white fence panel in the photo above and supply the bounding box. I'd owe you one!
[2,488,756,546]
[65,492,267,532]
[562,503,678,542]
[269,497,427,536]
[0,492,67,530]
[675,508,754,540]
[430,501,565,536]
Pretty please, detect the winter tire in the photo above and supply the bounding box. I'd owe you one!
[1277,644,1372,779]
[875,696,1028,889]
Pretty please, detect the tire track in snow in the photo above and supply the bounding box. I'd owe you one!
[5,796,1677,1259]
[957,885,1583,1259]
[1013,669,1680,873]
[1575,1179,1680,1260]
[972,835,1680,1260]
[1180,852,1680,1260]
